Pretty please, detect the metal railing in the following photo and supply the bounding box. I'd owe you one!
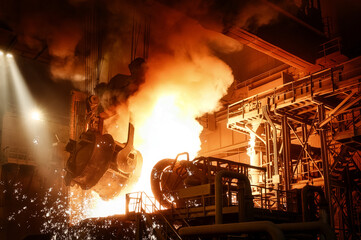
[318,37,342,59]
[166,184,299,214]
[331,106,361,139]
[228,66,343,122]
[1,146,36,165]
[251,185,299,212]
[126,191,182,240]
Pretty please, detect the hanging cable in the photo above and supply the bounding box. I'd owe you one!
[131,11,150,62]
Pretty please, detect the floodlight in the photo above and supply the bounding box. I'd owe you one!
[31,110,42,121]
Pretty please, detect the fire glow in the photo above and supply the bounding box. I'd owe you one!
[71,61,235,221]
[68,92,206,222]
[68,5,240,222]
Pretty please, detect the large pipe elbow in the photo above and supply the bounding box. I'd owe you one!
[178,221,285,240]
[277,221,336,240]
[215,170,253,224]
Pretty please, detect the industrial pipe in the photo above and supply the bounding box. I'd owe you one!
[275,185,335,239]
[277,221,336,240]
[262,106,279,178]
[301,185,328,222]
[178,221,285,240]
[318,104,334,227]
[215,170,253,224]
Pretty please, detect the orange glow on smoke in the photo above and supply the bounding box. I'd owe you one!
[247,132,256,166]
[68,4,240,222]
[70,66,234,221]
[69,93,205,223]
[247,131,257,186]
[136,94,202,161]
[132,94,203,195]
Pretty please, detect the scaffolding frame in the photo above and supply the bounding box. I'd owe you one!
[227,57,361,239]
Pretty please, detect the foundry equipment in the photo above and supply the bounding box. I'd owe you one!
[118,154,335,239]
[149,153,325,221]
[150,153,264,212]
[64,92,143,200]
[63,151,335,239]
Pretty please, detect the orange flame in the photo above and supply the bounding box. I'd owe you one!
[73,57,234,220]
[69,5,241,221]
[247,132,256,166]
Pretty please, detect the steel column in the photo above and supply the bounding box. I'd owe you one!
[265,123,271,179]
[345,167,355,236]
[318,104,334,227]
[281,116,291,191]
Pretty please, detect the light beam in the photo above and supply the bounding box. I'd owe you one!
[6,55,51,165]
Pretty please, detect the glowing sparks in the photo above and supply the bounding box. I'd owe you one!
[83,192,126,219]
[67,1,237,222]
[82,46,234,220]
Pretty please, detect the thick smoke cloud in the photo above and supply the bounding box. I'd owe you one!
[1,0,283,84]
[101,2,241,159]
[2,0,243,146]
[2,0,137,82]
[2,0,87,81]
[155,0,281,33]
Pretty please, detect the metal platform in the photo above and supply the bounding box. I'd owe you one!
[228,60,361,127]
[226,56,361,239]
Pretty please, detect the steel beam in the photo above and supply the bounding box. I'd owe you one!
[318,104,334,227]
[319,90,358,127]
[281,116,291,192]
[225,27,317,71]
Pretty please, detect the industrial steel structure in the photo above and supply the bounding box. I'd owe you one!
[227,57,361,239]
[105,53,361,239]
[1,1,361,240]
